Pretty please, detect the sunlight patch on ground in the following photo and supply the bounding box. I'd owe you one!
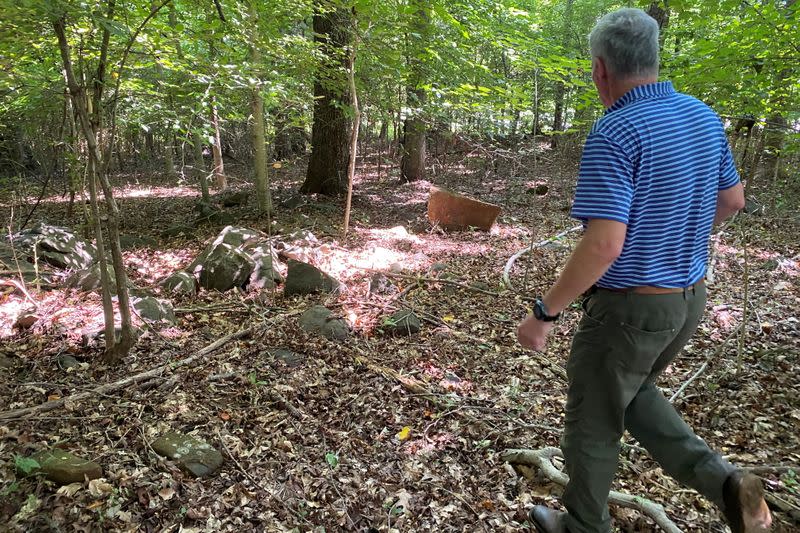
[124,248,199,286]
[113,185,200,200]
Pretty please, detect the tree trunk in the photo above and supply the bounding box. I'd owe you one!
[249,2,271,214]
[549,0,574,150]
[164,134,176,178]
[54,8,136,363]
[301,3,353,196]
[209,96,226,189]
[342,42,359,237]
[400,0,430,182]
[192,129,210,202]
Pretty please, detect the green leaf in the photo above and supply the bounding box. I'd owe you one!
[324,452,339,469]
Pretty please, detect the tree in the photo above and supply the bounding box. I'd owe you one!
[400,0,431,183]
[301,1,354,196]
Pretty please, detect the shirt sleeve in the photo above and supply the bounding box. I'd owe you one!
[718,137,740,190]
[570,132,634,224]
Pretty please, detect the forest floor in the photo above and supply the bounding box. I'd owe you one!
[1,146,799,532]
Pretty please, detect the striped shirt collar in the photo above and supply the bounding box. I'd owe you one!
[606,81,675,113]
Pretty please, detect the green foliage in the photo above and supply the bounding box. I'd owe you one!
[14,455,40,475]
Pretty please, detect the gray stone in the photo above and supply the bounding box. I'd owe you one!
[249,246,283,290]
[743,197,764,216]
[219,190,249,207]
[132,296,176,325]
[12,223,96,270]
[152,431,223,478]
[299,305,349,340]
[284,260,339,296]
[216,226,263,250]
[57,354,81,370]
[27,449,102,485]
[431,262,448,273]
[162,224,195,239]
[160,271,197,296]
[194,243,254,292]
[369,273,397,295]
[210,211,236,227]
[269,348,305,368]
[65,263,116,293]
[119,234,158,250]
[280,194,305,209]
[383,310,421,336]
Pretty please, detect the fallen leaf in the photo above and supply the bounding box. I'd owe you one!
[396,426,412,441]
[158,486,175,500]
[56,483,82,497]
[88,479,113,498]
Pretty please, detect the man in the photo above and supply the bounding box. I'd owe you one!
[516,8,772,533]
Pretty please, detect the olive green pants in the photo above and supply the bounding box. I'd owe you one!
[561,283,735,533]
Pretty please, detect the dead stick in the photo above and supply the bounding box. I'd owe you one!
[501,447,681,533]
[0,328,252,421]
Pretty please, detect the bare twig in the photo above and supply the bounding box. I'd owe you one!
[503,225,582,290]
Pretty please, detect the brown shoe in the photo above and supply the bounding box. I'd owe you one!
[528,505,566,533]
[722,471,773,533]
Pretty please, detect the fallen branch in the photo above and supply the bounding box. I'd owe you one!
[503,225,582,290]
[501,447,681,533]
[669,327,738,403]
[764,492,800,523]
[0,328,252,421]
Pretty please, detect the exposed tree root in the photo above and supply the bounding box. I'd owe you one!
[502,225,582,290]
[501,447,681,533]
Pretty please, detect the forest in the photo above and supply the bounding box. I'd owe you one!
[0,0,798,531]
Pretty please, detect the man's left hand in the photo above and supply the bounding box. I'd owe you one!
[517,315,554,352]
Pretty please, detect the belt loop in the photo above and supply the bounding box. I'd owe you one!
[683,286,688,300]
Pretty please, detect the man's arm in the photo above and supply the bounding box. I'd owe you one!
[714,182,745,225]
[541,218,627,315]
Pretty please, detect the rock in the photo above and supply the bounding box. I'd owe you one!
[0,354,15,369]
[161,224,195,239]
[427,186,501,231]
[12,223,96,270]
[219,190,249,207]
[27,449,102,484]
[57,354,81,370]
[431,262,448,274]
[269,348,305,368]
[249,246,283,290]
[160,271,198,296]
[299,305,349,340]
[14,313,39,330]
[152,431,223,478]
[215,226,263,250]
[132,296,176,325]
[383,310,421,336]
[743,197,764,216]
[65,263,116,293]
[369,273,397,295]
[194,243,254,292]
[469,281,491,291]
[284,259,340,296]
[118,234,158,250]
[541,241,568,251]
[280,194,306,209]
[194,199,217,219]
[210,211,236,226]
[526,184,549,195]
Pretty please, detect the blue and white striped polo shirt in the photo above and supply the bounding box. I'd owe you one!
[571,81,739,288]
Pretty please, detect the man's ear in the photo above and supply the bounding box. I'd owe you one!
[592,57,612,107]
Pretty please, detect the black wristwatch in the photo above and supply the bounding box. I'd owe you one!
[533,299,561,322]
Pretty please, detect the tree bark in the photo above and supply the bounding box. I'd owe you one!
[192,129,210,202]
[342,39,359,237]
[400,0,430,182]
[249,1,271,214]
[54,5,136,364]
[209,96,226,189]
[549,0,574,150]
[301,2,353,196]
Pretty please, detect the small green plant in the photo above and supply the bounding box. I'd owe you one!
[1,481,20,497]
[782,469,798,494]
[14,455,40,476]
[324,452,339,469]
[247,372,268,386]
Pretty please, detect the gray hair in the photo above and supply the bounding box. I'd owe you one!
[589,8,660,79]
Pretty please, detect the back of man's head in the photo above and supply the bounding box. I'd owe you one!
[589,8,659,79]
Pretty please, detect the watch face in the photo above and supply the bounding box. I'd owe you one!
[534,300,544,319]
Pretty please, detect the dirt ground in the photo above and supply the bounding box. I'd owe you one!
[1,147,799,532]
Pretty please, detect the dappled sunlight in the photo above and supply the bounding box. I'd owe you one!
[124,247,200,286]
[113,185,200,200]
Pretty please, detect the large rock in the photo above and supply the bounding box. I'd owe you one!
[27,449,102,485]
[119,234,158,250]
[132,296,176,325]
[249,246,283,290]
[218,190,249,207]
[152,431,223,478]
[13,223,96,270]
[161,224,196,239]
[216,226,263,249]
[299,305,349,340]
[427,186,501,231]
[193,243,254,292]
[65,263,116,293]
[383,310,421,336]
[284,259,339,296]
[159,271,198,296]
